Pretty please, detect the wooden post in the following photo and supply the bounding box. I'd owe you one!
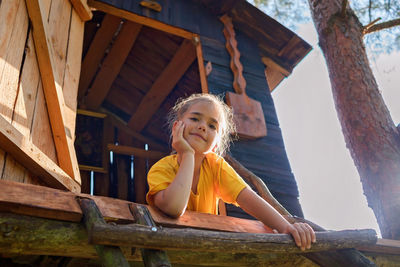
[79,198,130,267]
[130,204,171,267]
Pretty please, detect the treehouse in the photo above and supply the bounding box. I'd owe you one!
[0,0,399,266]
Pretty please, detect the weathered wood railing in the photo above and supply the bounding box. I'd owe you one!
[0,179,379,266]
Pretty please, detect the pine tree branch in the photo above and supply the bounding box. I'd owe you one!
[363,18,400,34]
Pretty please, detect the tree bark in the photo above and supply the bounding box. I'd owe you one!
[307,0,400,239]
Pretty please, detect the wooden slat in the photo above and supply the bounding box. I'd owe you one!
[195,36,209,93]
[88,0,196,40]
[128,39,197,132]
[69,0,93,21]
[78,14,122,100]
[0,0,28,122]
[63,8,85,138]
[25,0,80,183]
[31,82,58,163]
[85,21,142,110]
[108,144,167,160]
[0,179,274,234]
[0,0,30,183]
[0,180,81,221]
[105,111,168,152]
[358,238,400,255]
[261,56,291,77]
[0,115,80,192]
[12,32,40,136]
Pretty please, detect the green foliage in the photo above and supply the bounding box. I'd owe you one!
[249,0,400,54]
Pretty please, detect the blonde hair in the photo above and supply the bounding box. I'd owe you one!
[167,93,236,156]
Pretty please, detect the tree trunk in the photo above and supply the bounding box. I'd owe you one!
[307,0,400,239]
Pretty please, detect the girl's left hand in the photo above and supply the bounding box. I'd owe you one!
[282,222,316,251]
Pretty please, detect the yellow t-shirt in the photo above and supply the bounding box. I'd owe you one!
[146,152,248,215]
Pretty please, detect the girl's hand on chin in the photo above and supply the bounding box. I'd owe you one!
[172,121,195,155]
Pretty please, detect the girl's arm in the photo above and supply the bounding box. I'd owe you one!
[153,121,194,217]
[237,187,316,251]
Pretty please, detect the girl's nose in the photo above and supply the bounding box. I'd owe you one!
[198,122,206,131]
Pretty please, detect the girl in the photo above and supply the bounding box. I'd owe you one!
[146,93,316,250]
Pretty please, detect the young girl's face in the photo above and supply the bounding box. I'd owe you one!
[179,101,222,155]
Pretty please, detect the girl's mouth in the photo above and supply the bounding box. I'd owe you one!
[190,133,206,141]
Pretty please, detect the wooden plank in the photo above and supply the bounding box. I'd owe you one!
[69,0,93,21]
[31,81,58,162]
[78,14,122,101]
[106,112,168,151]
[132,140,147,204]
[261,56,291,77]
[0,115,80,192]
[0,180,81,221]
[25,0,80,183]
[108,144,167,160]
[88,0,196,40]
[0,0,30,184]
[63,8,85,138]
[128,39,197,132]
[195,36,209,93]
[0,0,28,120]
[12,32,40,136]
[358,238,400,255]
[265,67,285,91]
[85,21,142,110]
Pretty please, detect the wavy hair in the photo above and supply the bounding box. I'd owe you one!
[167,93,236,156]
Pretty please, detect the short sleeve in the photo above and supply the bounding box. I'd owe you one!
[216,157,248,205]
[146,156,178,206]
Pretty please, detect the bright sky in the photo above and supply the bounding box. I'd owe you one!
[273,23,400,237]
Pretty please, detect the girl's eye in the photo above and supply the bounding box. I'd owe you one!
[190,117,198,121]
[209,124,216,130]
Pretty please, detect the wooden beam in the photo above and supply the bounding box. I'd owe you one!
[107,144,167,160]
[102,110,168,152]
[91,224,377,254]
[69,0,93,21]
[194,35,209,93]
[128,39,196,132]
[88,0,196,40]
[78,14,122,100]
[0,212,316,266]
[79,198,130,267]
[261,56,291,77]
[85,21,142,110]
[0,119,80,192]
[25,0,80,183]
[358,238,400,255]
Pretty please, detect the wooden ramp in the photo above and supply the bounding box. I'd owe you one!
[0,180,380,266]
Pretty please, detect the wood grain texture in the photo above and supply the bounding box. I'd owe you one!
[26,0,80,183]
[78,14,122,100]
[128,39,196,132]
[85,21,142,110]
[0,212,318,266]
[0,116,80,192]
[69,0,93,21]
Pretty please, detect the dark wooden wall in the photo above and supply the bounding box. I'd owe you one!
[96,0,304,217]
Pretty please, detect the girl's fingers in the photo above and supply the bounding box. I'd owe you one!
[299,223,312,249]
[305,223,316,243]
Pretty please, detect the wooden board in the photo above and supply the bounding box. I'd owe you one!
[0,180,82,222]
[78,13,122,100]
[128,39,197,132]
[0,179,275,234]
[85,21,142,110]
